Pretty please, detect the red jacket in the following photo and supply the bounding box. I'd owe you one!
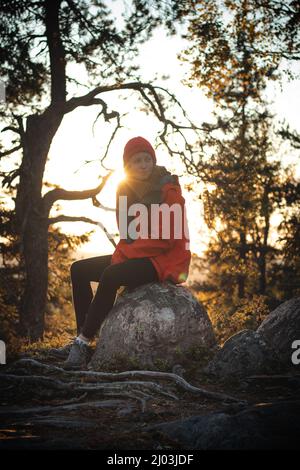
[111,179,191,284]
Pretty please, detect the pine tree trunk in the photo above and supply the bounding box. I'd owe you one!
[19,217,49,339]
[258,250,266,295]
[257,185,270,295]
[15,110,63,340]
[237,230,246,299]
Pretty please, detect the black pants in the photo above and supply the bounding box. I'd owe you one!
[70,255,159,338]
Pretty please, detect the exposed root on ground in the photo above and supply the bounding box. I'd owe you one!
[0,357,247,412]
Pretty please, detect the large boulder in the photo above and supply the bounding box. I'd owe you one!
[88,282,216,370]
[204,330,281,380]
[205,297,300,380]
[146,400,300,449]
[257,297,300,366]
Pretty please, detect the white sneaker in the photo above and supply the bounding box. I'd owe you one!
[63,338,92,370]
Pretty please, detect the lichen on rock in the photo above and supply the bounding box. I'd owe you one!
[88,281,216,370]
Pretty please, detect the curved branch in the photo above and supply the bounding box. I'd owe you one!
[0,169,21,188]
[92,197,115,211]
[48,215,101,225]
[65,81,206,133]
[1,126,21,135]
[0,145,22,158]
[43,170,113,212]
[47,215,117,248]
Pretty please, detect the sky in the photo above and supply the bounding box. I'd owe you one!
[1,1,300,261]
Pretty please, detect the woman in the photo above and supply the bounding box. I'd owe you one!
[52,136,191,369]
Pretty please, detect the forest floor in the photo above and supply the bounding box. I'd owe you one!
[1,346,300,450]
[2,304,300,449]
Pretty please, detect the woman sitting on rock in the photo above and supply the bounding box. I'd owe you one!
[51,136,191,369]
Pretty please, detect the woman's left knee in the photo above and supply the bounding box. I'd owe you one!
[100,265,121,289]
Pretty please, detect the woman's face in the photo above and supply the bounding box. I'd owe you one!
[126,152,154,180]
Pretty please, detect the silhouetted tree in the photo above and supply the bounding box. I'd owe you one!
[178,0,299,301]
[0,0,196,339]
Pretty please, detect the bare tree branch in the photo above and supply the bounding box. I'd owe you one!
[48,215,117,248]
[63,81,212,180]
[0,145,22,158]
[1,126,21,135]
[63,82,199,133]
[0,169,20,188]
[42,170,113,212]
[92,197,115,211]
[48,215,100,225]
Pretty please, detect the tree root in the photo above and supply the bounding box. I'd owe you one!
[0,399,131,418]
[1,373,179,401]
[0,354,250,434]
[3,358,246,404]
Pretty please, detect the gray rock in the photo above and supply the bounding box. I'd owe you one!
[204,329,281,379]
[146,401,300,449]
[257,297,300,366]
[88,282,216,370]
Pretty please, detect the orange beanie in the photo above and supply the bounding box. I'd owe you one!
[123,136,156,167]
